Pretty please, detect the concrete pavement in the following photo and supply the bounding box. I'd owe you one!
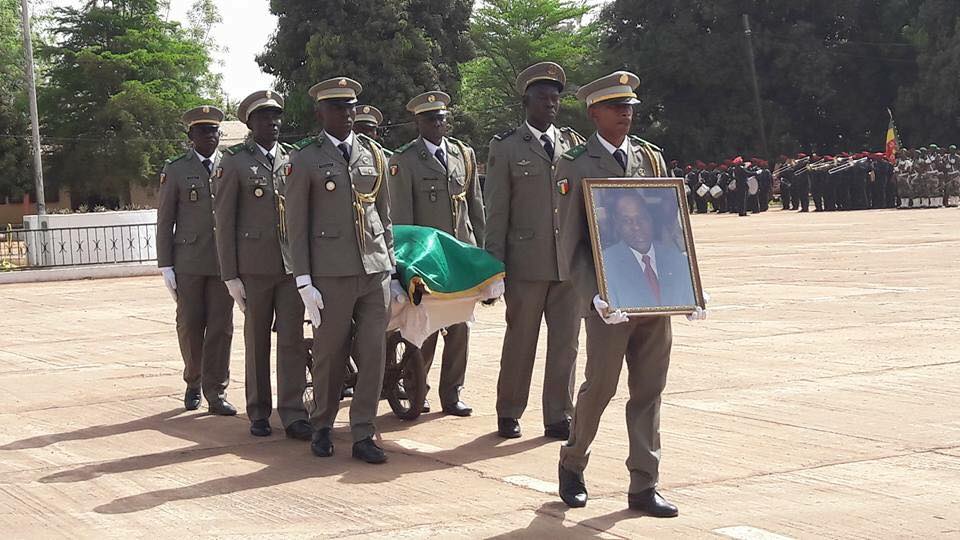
[1,207,958,538]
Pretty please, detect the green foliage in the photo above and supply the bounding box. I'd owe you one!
[598,0,954,163]
[458,0,601,157]
[258,0,475,148]
[0,0,33,200]
[38,0,222,205]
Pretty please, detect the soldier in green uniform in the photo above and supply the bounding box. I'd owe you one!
[285,77,394,464]
[157,105,236,415]
[388,90,485,417]
[213,91,313,441]
[484,62,585,440]
[554,71,706,516]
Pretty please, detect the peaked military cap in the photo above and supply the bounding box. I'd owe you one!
[182,105,224,128]
[575,71,640,106]
[309,77,362,104]
[238,90,283,123]
[406,91,451,116]
[355,105,384,126]
[516,61,566,94]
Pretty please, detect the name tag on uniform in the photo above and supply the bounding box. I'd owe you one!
[358,166,377,176]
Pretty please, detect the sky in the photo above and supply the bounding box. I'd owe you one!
[38,0,608,100]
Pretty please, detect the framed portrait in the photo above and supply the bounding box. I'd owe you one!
[583,178,705,316]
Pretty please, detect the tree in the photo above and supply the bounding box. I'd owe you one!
[38,0,222,206]
[0,0,33,202]
[458,0,602,157]
[598,0,927,163]
[257,0,475,148]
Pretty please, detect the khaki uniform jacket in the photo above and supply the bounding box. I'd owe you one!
[214,141,292,281]
[556,133,668,314]
[156,150,221,275]
[388,137,485,247]
[284,132,394,278]
[484,124,584,281]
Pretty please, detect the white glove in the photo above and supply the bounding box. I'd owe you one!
[390,279,407,304]
[224,278,246,313]
[686,291,711,321]
[159,267,177,302]
[482,279,505,301]
[298,284,324,328]
[593,295,629,325]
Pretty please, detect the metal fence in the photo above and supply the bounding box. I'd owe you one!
[1,223,157,270]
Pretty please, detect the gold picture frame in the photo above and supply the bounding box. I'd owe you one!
[582,178,705,316]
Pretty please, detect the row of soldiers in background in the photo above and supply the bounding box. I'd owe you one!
[673,158,774,217]
[891,145,960,208]
[774,152,897,212]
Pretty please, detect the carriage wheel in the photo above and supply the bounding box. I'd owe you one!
[384,332,427,420]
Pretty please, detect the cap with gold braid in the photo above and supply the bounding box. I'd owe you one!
[309,77,362,104]
[575,71,641,107]
[406,91,451,116]
[237,90,284,123]
[181,105,224,128]
[516,61,566,94]
[354,105,384,126]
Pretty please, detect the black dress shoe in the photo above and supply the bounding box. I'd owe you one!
[184,388,201,411]
[497,417,521,438]
[284,419,313,441]
[311,428,333,457]
[208,399,237,416]
[628,488,679,517]
[341,386,355,399]
[441,400,472,417]
[250,418,272,437]
[352,437,387,464]
[422,399,430,413]
[544,419,570,440]
[558,464,587,508]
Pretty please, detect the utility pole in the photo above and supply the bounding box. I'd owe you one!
[742,14,769,162]
[20,0,46,215]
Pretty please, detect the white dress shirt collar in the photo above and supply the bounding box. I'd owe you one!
[422,136,447,157]
[325,130,355,150]
[194,149,219,163]
[597,133,631,156]
[526,122,556,145]
[629,243,658,277]
[256,143,277,160]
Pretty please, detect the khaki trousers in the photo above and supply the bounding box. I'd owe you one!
[420,323,469,406]
[559,314,672,493]
[495,279,580,425]
[175,273,234,402]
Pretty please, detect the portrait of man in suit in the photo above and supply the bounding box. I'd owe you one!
[598,189,697,311]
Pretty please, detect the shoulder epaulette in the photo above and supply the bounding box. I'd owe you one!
[629,135,663,154]
[225,143,246,155]
[396,139,418,154]
[493,127,517,141]
[356,132,381,150]
[166,153,188,165]
[560,126,585,143]
[447,136,469,147]
[290,136,317,151]
[279,142,293,151]
[562,144,587,161]
[380,147,394,157]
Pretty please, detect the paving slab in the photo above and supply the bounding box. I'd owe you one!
[1,207,959,538]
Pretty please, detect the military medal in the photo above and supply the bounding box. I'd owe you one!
[215,167,223,179]
[189,187,199,202]
[254,187,264,198]
[557,178,570,195]
[250,165,259,174]
[159,172,166,185]
[284,163,293,176]
[390,164,399,176]
[325,180,336,191]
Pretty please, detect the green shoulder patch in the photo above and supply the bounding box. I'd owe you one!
[629,135,663,154]
[493,127,516,141]
[279,141,294,152]
[562,144,587,161]
[164,153,187,166]
[225,142,246,156]
[380,146,395,158]
[395,139,418,154]
[290,136,317,151]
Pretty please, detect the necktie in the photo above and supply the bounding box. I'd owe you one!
[338,142,351,163]
[642,254,662,304]
[266,153,274,167]
[435,147,447,170]
[541,134,555,160]
[613,149,627,173]
[202,159,212,174]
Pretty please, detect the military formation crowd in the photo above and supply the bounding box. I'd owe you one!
[157,62,705,517]
[673,145,960,216]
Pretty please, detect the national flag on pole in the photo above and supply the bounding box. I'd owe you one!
[885,109,900,164]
